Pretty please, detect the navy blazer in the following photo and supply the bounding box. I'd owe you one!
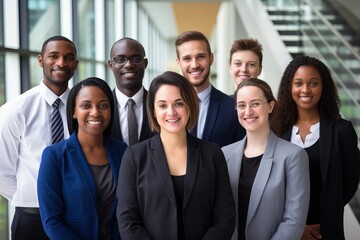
[283,116,360,240]
[194,86,245,147]
[110,89,153,142]
[38,133,127,240]
[117,133,235,240]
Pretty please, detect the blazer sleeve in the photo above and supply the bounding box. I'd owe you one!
[202,146,236,240]
[272,147,310,240]
[37,147,83,240]
[338,120,360,204]
[116,146,152,240]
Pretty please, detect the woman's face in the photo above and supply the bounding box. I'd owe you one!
[291,65,323,113]
[236,86,274,133]
[73,86,111,136]
[153,84,189,134]
[230,50,262,86]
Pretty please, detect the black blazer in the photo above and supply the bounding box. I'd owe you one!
[110,89,153,142]
[283,116,360,240]
[116,133,235,240]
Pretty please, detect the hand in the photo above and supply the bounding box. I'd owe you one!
[301,224,322,240]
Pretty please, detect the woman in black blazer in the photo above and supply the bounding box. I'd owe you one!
[274,56,360,240]
[116,71,235,240]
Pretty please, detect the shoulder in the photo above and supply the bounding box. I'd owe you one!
[222,139,244,154]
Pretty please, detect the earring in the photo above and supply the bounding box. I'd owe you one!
[73,115,76,119]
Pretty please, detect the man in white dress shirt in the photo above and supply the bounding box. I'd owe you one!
[0,36,78,239]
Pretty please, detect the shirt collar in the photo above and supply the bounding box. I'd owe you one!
[40,80,69,106]
[115,87,144,108]
[197,84,212,102]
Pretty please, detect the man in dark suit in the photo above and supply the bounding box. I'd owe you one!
[108,38,153,145]
[175,31,245,147]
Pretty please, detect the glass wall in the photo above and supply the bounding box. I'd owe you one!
[0,0,7,237]
[28,0,61,87]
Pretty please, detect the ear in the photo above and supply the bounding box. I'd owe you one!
[38,54,43,67]
[209,53,214,65]
[176,57,180,66]
[268,100,275,113]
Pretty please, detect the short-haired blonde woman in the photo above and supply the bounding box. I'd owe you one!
[117,71,235,240]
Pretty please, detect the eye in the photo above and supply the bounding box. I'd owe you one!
[113,56,126,64]
[309,81,319,87]
[175,102,185,108]
[131,56,143,64]
[293,81,302,87]
[250,101,261,108]
[65,55,75,61]
[237,103,246,110]
[158,104,167,109]
[182,57,191,62]
[80,103,90,109]
[249,63,257,68]
[99,102,109,109]
[48,55,58,59]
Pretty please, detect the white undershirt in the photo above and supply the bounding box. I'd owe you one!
[290,122,320,148]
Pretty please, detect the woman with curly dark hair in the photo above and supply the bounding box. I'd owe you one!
[274,56,360,240]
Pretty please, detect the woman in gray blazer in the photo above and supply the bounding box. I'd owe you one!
[222,78,310,240]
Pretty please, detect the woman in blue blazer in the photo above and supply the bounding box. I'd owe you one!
[274,56,360,240]
[38,77,127,240]
[116,71,235,240]
[222,79,310,240]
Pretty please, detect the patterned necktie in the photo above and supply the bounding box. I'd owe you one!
[127,99,138,145]
[51,98,64,144]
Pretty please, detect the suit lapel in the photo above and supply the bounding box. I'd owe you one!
[202,87,220,140]
[68,133,97,207]
[183,134,200,210]
[111,90,123,141]
[150,134,177,207]
[247,131,277,225]
[319,116,332,183]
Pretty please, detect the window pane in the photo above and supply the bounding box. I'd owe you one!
[28,0,60,51]
[29,56,42,88]
[0,0,3,46]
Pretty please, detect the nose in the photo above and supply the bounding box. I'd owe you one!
[56,57,66,67]
[244,104,253,115]
[167,105,176,115]
[90,106,101,116]
[301,84,310,93]
[123,58,133,68]
[240,64,248,72]
[190,58,199,68]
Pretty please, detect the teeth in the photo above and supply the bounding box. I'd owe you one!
[190,71,201,75]
[167,119,179,123]
[88,121,102,125]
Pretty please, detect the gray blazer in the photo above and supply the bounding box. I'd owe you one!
[222,131,310,240]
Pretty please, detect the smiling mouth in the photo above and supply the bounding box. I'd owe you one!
[87,120,102,125]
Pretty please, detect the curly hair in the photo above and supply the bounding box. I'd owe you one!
[274,56,341,135]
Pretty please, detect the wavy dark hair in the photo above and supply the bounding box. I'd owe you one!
[66,77,114,135]
[147,71,199,132]
[273,56,341,135]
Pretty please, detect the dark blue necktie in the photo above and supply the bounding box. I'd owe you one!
[51,98,64,144]
[127,99,138,145]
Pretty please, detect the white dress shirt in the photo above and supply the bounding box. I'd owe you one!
[115,87,144,145]
[290,122,320,148]
[196,84,211,139]
[0,81,69,207]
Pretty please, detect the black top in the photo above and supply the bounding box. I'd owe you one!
[238,154,262,240]
[172,175,185,240]
[89,163,115,240]
[304,140,321,224]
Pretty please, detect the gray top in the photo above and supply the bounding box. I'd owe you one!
[89,163,115,240]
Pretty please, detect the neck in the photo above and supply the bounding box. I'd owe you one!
[160,130,187,148]
[194,80,210,94]
[245,127,270,157]
[117,85,141,97]
[296,108,320,124]
[77,131,104,149]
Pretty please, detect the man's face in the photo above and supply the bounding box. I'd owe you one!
[176,40,213,93]
[108,40,148,95]
[38,40,78,90]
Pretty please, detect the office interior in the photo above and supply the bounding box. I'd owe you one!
[0,0,360,239]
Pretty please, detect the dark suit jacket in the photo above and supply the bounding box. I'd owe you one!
[282,116,360,240]
[116,133,235,240]
[38,133,127,240]
[196,86,245,147]
[111,89,153,142]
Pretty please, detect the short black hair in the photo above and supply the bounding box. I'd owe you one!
[66,77,114,135]
[41,35,77,56]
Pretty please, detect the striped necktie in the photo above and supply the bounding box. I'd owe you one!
[51,98,64,144]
